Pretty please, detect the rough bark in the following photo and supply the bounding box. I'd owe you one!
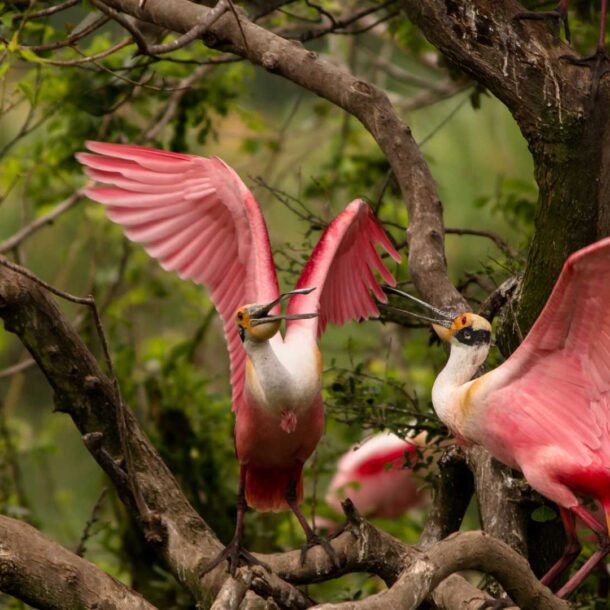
[399,0,610,346]
[313,532,569,610]
[400,0,610,574]
[0,262,225,607]
[0,515,158,610]
[420,445,473,547]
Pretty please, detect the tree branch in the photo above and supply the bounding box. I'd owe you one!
[399,0,584,132]
[98,0,465,310]
[313,531,569,610]
[0,515,158,610]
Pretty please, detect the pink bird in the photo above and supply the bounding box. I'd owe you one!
[326,432,427,520]
[385,236,610,601]
[75,142,400,574]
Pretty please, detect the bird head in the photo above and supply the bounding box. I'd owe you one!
[235,287,318,343]
[432,312,492,347]
[381,286,492,348]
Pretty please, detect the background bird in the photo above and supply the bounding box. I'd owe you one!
[76,141,400,575]
[326,432,428,520]
[385,235,610,600]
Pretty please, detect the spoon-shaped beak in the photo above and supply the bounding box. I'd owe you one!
[249,287,318,326]
[381,285,454,328]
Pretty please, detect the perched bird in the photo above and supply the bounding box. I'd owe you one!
[326,432,427,520]
[385,236,610,600]
[76,142,400,574]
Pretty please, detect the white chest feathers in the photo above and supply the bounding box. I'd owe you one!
[244,337,322,426]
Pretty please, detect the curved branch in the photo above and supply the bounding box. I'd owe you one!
[98,0,464,310]
[314,531,569,610]
[0,262,226,606]
[0,515,158,610]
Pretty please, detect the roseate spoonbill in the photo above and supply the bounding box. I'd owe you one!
[384,235,610,600]
[76,142,400,575]
[326,432,427,519]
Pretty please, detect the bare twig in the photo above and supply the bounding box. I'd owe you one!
[0,400,30,514]
[37,37,134,67]
[445,227,519,259]
[0,191,85,254]
[12,0,79,22]
[0,358,35,379]
[142,62,213,140]
[24,16,110,52]
[135,0,229,55]
[89,0,150,53]
[75,487,108,557]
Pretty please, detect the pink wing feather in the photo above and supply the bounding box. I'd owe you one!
[484,237,610,467]
[286,199,400,337]
[76,142,279,408]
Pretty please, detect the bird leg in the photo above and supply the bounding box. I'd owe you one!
[554,504,610,598]
[513,0,571,42]
[539,507,582,589]
[200,466,270,577]
[285,480,341,568]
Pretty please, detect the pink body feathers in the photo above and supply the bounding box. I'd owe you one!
[326,432,426,519]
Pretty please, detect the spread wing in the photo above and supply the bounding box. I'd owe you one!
[485,237,610,463]
[76,141,279,408]
[285,199,400,338]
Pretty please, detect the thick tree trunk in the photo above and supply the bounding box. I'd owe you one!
[401,0,610,577]
[506,92,610,350]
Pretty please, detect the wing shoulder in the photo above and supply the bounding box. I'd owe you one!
[77,141,280,406]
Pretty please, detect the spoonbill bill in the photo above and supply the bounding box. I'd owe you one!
[384,235,610,599]
[326,432,427,520]
[76,141,400,575]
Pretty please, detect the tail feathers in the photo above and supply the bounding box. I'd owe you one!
[245,465,303,513]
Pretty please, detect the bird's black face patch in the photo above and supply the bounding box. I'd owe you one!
[455,327,491,346]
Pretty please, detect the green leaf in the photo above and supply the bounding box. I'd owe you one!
[0,61,10,81]
[7,31,19,52]
[18,48,44,64]
[531,505,557,523]
[18,81,34,104]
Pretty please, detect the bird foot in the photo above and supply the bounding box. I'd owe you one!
[200,538,271,577]
[513,7,570,42]
[300,533,341,568]
[478,598,514,610]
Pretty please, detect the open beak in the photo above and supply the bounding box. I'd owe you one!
[249,287,319,326]
[381,285,454,328]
